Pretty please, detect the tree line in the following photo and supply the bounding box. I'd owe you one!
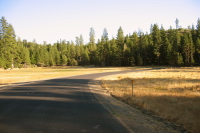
[0,16,200,69]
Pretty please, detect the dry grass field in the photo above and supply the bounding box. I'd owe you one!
[0,66,130,86]
[101,67,200,133]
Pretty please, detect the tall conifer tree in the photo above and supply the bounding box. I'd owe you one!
[151,24,162,64]
[0,17,17,68]
[117,26,124,66]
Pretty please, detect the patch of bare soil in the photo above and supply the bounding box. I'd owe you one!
[89,78,187,133]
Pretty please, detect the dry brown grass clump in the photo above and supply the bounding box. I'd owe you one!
[101,67,200,133]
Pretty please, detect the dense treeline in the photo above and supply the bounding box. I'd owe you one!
[0,16,200,69]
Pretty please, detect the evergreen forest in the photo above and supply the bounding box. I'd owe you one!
[0,16,200,69]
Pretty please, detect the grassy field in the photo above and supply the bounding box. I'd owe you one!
[0,66,131,86]
[1,66,200,132]
[101,67,200,133]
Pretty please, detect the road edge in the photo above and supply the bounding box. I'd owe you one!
[89,76,185,133]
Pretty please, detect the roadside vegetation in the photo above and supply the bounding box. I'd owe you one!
[101,67,200,133]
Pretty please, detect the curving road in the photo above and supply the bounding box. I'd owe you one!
[0,69,144,133]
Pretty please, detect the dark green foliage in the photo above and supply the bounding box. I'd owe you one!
[69,58,78,66]
[1,16,200,68]
[0,17,17,68]
[60,54,68,66]
[116,27,124,66]
[82,47,90,66]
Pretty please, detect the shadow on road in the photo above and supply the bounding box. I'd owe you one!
[0,74,130,133]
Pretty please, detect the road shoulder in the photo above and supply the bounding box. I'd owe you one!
[89,77,185,133]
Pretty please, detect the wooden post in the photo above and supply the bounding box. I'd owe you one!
[131,80,134,96]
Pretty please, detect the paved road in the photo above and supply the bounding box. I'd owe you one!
[0,70,142,133]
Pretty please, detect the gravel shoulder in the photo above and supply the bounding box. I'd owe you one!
[89,77,186,133]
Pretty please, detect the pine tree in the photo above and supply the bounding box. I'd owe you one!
[0,17,17,69]
[195,38,200,65]
[79,35,84,54]
[159,25,166,65]
[97,28,109,66]
[75,36,81,61]
[82,47,90,66]
[182,31,194,66]
[53,44,61,65]
[15,37,23,67]
[196,18,200,38]
[109,38,119,66]
[175,18,180,29]
[88,27,97,65]
[41,45,50,66]
[176,52,184,66]
[22,47,31,67]
[60,54,68,66]
[137,31,147,66]
[61,40,68,57]
[188,31,195,66]
[140,33,150,65]
[103,28,109,41]
[128,32,138,65]
[151,24,162,65]
[102,28,111,66]
[96,39,103,66]
[75,35,84,65]
[88,27,96,52]
[165,27,180,66]
[117,26,124,66]
[69,41,76,59]
[194,18,200,65]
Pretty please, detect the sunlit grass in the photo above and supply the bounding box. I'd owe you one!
[0,66,131,85]
[101,67,200,133]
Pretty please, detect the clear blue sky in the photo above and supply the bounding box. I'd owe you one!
[0,0,200,44]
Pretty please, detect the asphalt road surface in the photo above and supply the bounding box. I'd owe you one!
[0,70,145,133]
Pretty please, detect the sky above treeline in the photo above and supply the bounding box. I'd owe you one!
[0,0,200,44]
